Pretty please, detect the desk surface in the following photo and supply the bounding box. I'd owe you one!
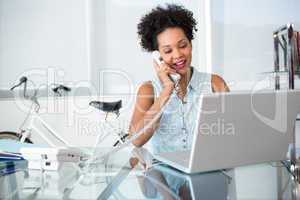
[0,147,299,200]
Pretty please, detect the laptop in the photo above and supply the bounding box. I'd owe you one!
[154,90,300,173]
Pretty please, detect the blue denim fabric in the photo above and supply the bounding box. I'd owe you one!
[151,67,212,154]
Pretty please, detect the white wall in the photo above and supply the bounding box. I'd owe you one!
[210,0,300,90]
[0,0,90,89]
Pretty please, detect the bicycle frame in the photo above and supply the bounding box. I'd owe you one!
[20,101,71,147]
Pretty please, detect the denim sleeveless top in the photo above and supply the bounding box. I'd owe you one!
[150,67,212,154]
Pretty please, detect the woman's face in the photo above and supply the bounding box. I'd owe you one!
[157,27,192,75]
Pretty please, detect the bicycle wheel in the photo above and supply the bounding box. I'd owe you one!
[0,131,33,143]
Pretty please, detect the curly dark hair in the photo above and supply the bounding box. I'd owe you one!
[137,4,197,52]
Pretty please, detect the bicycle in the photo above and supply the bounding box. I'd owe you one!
[0,76,72,146]
[0,76,129,149]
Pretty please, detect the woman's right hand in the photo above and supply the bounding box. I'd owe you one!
[153,61,177,92]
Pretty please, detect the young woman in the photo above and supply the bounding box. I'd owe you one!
[129,4,229,153]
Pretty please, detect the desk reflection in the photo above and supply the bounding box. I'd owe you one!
[130,148,230,200]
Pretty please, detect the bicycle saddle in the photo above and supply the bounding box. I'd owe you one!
[89,100,122,112]
[52,84,71,93]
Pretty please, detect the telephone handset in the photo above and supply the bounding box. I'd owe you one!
[152,51,181,84]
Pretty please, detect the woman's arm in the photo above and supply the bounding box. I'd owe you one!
[129,81,174,147]
[211,74,230,92]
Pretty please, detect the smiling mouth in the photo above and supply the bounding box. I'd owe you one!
[174,60,186,70]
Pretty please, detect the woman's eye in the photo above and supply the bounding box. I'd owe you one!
[179,43,187,48]
[163,50,172,54]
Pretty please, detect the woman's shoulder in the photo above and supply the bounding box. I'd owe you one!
[211,73,224,82]
[211,74,230,92]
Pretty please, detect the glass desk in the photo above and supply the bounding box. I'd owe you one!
[0,147,299,200]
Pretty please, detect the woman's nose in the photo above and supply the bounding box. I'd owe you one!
[172,48,183,59]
